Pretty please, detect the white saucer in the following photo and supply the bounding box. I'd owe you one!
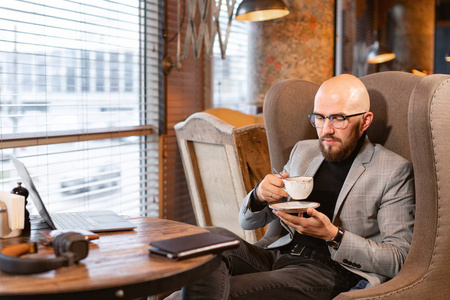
[269,201,320,214]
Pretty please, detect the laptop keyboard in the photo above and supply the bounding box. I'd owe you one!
[52,212,93,230]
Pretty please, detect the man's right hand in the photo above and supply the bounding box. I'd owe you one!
[255,173,290,203]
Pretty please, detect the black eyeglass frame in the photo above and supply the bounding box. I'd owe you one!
[307,112,366,129]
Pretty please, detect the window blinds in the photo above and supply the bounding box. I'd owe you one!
[0,0,161,218]
[212,0,250,113]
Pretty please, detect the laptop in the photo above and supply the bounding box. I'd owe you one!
[11,156,137,232]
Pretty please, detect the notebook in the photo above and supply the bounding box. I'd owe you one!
[149,232,240,261]
[11,156,137,232]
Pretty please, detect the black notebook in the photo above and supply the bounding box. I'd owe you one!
[149,232,240,261]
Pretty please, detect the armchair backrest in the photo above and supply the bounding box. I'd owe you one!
[175,109,271,243]
[263,79,318,172]
[361,71,422,161]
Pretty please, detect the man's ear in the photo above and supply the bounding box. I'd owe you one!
[361,112,373,131]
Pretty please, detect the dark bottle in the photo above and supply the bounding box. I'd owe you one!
[11,182,30,235]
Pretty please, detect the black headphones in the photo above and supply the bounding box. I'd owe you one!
[0,232,89,274]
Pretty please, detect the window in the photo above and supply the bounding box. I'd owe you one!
[95,51,105,92]
[66,51,77,92]
[0,0,161,218]
[212,1,253,114]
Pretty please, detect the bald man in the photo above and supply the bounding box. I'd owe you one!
[180,75,415,300]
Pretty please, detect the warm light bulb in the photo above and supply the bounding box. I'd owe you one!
[367,53,396,64]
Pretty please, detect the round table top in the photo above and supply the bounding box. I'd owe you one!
[0,217,222,299]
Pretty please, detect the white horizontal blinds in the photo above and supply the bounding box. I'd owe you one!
[0,0,160,218]
[212,0,251,113]
[141,0,162,217]
[1,137,157,217]
[142,0,162,129]
[0,0,142,132]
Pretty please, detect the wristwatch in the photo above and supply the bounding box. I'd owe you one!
[326,226,345,249]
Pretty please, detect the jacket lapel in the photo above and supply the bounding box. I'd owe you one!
[304,155,324,177]
[332,136,375,221]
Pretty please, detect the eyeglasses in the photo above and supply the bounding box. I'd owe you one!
[307,112,366,129]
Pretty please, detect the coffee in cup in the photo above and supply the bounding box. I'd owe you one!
[282,176,313,200]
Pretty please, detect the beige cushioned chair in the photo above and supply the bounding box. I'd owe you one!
[263,71,450,298]
[175,108,270,243]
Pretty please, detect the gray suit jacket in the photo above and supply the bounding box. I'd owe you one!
[239,136,415,287]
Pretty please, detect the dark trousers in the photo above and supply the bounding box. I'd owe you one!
[181,227,363,300]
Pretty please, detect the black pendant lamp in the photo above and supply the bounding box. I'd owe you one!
[366,0,395,65]
[235,0,290,22]
[367,40,396,64]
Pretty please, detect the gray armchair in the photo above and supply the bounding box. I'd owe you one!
[262,71,450,298]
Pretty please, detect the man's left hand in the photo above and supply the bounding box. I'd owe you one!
[273,208,338,240]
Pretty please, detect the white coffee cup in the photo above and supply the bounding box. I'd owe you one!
[282,176,314,200]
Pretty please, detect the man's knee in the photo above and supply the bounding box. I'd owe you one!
[204,226,240,239]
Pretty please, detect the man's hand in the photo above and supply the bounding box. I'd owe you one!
[273,207,338,240]
[256,173,290,203]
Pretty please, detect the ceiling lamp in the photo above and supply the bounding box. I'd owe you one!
[445,52,450,62]
[235,0,290,22]
[412,69,427,77]
[367,41,396,64]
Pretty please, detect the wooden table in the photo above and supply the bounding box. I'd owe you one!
[0,217,222,299]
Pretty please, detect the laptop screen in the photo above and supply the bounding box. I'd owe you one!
[10,156,57,229]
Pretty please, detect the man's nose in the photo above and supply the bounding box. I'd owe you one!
[321,118,335,134]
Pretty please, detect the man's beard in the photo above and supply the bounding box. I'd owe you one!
[319,123,361,163]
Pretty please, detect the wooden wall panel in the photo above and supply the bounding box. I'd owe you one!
[161,0,205,224]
